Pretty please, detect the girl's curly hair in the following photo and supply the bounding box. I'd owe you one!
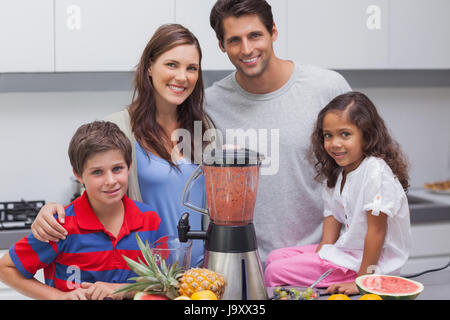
[311,91,410,191]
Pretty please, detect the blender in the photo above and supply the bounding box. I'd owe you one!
[178,148,268,300]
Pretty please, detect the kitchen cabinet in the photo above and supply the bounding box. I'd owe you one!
[0,0,54,72]
[287,0,389,69]
[175,0,288,70]
[389,0,450,69]
[175,0,231,70]
[2,0,450,73]
[55,0,175,72]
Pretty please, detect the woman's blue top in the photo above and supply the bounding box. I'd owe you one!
[135,141,205,267]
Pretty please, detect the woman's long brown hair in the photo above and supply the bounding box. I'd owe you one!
[128,24,211,169]
[311,91,410,191]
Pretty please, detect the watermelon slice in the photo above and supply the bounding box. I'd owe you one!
[355,274,424,300]
[134,292,170,300]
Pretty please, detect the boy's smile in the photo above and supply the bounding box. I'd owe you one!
[74,149,130,213]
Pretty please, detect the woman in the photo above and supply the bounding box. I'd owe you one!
[31,24,214,267]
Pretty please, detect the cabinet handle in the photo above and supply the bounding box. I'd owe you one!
[66,4,81,30]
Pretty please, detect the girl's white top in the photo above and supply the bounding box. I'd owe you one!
[318,156,412,275]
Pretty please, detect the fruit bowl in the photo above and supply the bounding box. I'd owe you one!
[268,286,321,300]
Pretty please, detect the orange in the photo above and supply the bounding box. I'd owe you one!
[190,290,218,300]
[174,295,191,300]
[327,294,351,300]
[359,294,382,300]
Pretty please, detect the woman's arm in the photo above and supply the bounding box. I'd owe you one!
[0,253,85,300]
[316,215,342,252]
[31,202,68,242]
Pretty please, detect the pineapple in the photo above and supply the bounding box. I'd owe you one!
[114,234,225,299]
[179,268,225,298]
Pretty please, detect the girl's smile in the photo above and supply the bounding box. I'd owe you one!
[322,111,365,174]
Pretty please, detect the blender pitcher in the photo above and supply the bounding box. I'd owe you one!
[179,148,268,300]
[181,148,263,225]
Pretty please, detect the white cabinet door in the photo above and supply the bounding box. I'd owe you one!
[175,0,230,70]
[55,0,175,72]
[175,0,287,70]
[0,0,54,72]
[389,0,450,69]
[287,0,389,69]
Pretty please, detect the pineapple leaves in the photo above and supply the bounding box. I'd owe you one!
[113,233,184,299]
[122,255,151,277]
[113,281,153,294]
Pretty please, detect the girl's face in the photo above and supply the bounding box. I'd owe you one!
[322,111,365,174]
[148,44,200,109]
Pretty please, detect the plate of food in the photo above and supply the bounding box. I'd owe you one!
[268,286,321,300]
[424,180,450,195]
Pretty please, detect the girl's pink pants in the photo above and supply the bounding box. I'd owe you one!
[264,244,358,288]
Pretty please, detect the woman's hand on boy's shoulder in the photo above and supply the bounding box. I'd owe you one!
[31,202,68,242]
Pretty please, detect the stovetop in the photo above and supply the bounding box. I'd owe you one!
[0,200,44,230]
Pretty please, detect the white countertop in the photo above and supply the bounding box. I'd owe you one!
[409,187,450,205]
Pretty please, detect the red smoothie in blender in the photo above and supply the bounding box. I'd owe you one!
[203,165,259,226]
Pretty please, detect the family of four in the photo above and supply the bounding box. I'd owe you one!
[0,0,411,299]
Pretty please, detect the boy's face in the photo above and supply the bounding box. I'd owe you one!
[219,14,277,80]
[74,149,130,209]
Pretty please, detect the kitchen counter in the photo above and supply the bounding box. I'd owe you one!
[408,188,450,223]
[409,187,450,205]
[271,266,450,300]
[0,229,30,250]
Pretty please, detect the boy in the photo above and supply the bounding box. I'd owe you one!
[0,121,167,300]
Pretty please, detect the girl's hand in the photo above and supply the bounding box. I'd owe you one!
[59,288,88,300]
[325,281,359,296]
[81,281,124,300]
[31,202,68,242]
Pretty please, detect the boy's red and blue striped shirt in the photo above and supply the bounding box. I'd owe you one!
[9,192,168,291]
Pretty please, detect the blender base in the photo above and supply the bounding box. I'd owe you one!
[204,250,268,300]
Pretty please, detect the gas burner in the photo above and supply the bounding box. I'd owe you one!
[0,200,45,230]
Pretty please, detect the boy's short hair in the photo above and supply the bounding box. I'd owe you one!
[68,121,132,176]
[210,0,274,46]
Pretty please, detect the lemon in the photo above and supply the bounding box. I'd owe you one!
[190,290,218,300]
[327,294,351,300]
[359,294,382,300]
[174,295,191,300]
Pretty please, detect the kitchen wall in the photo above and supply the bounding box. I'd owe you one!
[0,70,449,204]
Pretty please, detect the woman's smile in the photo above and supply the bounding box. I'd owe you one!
[148,44,200,108]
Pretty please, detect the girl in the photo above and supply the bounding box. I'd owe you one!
[264,91,412,295]
[30,24,215,267]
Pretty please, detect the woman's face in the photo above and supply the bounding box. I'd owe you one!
[148,44,200,109]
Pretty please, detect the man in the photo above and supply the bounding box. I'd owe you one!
[206,0,351,264]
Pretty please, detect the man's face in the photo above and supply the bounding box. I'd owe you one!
[220,14,277,79]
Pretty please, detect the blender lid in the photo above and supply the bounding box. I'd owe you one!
[203,147,264,166]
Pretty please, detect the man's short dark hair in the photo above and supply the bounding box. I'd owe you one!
[210,0,274,46]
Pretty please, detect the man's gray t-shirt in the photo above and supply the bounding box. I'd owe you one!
[205,62,351,263]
